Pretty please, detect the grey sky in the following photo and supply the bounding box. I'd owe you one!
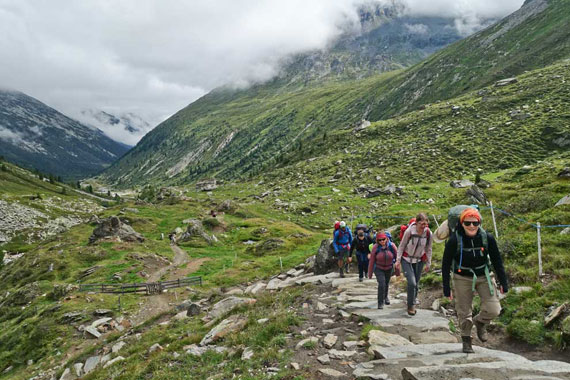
[0,0,524,144]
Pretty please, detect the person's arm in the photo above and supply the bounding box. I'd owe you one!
[367,244,376,278]
[396,228,410,263]
[442,234,456,298]
[333,231,339,253]
[487,233,508,293]
[425,229,433,270]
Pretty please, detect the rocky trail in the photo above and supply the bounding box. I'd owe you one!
[280,271,570,380]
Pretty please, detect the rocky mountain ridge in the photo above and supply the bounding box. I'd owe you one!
[0,90,130,180]
[99,0,570,189]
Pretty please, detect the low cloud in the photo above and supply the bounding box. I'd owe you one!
[0,0,524,143]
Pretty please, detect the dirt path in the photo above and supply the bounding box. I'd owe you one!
[131,244,206,326]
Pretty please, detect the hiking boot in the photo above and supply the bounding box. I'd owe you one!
[475,320,488,342]
[358,277,363,282]
[414,298,420,305]
[378,303,384,309]
[339,268,345,278]
[384,296,390,305]
[407,307,416,316]
[462,336,475,353]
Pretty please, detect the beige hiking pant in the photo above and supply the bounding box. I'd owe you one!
[453,272,501,337]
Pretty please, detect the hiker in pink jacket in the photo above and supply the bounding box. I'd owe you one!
[395,213,432,315]
[368,231,397,309]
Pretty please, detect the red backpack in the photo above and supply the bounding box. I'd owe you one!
[399,218,416,240]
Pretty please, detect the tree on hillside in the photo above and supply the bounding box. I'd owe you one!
[1,164,7,172]
[87,185,93,194]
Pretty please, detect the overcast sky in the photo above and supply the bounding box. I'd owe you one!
[0,0,524,144]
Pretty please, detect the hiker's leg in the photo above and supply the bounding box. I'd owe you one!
[402,260,416,309]
[374,268,386,307]
[474,274,501,324]
[453,273,476,337]
[357,252,365,278]
[384,268,392,299]
[413,261,425,302]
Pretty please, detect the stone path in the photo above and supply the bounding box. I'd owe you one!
[290,272,570,380]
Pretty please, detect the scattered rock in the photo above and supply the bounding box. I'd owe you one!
[73,363,83,377]
[206,296,256,320]
[450,179,474,188]
[368,330,413,348]
[296,337,319,350]
[328,349,356,359]
[466,185,487,205]
[185,344,227,357]
[291,362,300,370]
[179,219,213,244]
[318,368,346,378]
[103,356,125,368]
[241,347,254,360]
[248,238,285,256]
[148,343,163,353]
[89,216,144,244]
[317,354,331,364]
[112,341,126,353]
[545,303,567,326]
[555,195,570,207]
[323,334,338,349]
[517,165,533,175]
[558,167,570,179]
[495,77,517,87]
[83,355,100,374]
[200,315,247,346]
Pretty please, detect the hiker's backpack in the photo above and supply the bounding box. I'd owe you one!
[452,227,494,295]
[399,218,416,241]
[355,223,368,233]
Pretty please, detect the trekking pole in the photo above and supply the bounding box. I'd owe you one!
[537,222,543,277]
[490,201,499,240]
[432,215,440,228]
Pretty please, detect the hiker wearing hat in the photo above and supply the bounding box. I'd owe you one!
[333,221,352,278]
[368,231,398,309]
[350,229,372,282]
[395,213,432,316]
[442,207,508,353]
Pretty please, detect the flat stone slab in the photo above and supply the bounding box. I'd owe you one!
[318,368,347,378]
[402,360,570,380]
[409,331,458,344]
[369,329,413,348]
[351,307,450,331]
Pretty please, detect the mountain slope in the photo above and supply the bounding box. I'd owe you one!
[99,0,570,188]
[0,90,130,180]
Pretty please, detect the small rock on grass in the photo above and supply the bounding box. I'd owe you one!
[290,362,300,370]
[296,337,319,350]
[324,334,338,348]
[317,354,331,364]
[318,368,346,378]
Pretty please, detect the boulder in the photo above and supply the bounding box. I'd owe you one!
[555,195,570,207]
[217,200,235,212]
[200,315,247,346]
[83,355,100,374]
[450,179,474,188]
[314,239,337,275]
[89,216,144,244]
[466,185,487,205]
[179,219,213,244]
[544,303,567,326]
[207,296,256,320]
[558,167,570,179]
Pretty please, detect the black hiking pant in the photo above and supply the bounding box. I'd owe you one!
[374,267,393,307]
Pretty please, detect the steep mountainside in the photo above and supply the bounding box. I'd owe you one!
[0,90,130,180]
[78,109,152,146]
[99,0,570,189]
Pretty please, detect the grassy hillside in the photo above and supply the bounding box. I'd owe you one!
[2,153,569,379]
[99,0,570,188]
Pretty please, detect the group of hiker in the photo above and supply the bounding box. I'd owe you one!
[332,206,509,353]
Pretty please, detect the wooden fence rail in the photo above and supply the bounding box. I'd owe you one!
[79,276,202,295]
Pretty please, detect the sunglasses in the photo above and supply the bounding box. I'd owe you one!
[463,221,480,227]
[377,238,387,242]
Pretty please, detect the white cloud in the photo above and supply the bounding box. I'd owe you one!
[404,23,429,35]
[0,0,524,143]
